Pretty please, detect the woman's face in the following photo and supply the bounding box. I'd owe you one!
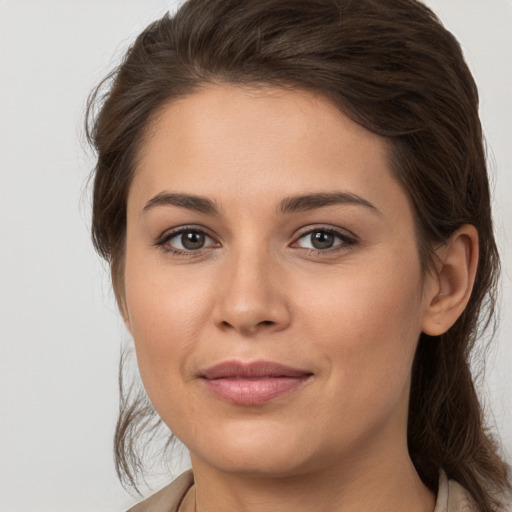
[123,85,434,477]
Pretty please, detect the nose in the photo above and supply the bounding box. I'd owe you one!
[212,249,291,336]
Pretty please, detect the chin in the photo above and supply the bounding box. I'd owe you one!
[201,450,312,479]
[186,421,318,478]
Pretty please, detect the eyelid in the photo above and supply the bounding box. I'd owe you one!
[154,223,357,256]
[155,225,220,254]
[290,225,358,251]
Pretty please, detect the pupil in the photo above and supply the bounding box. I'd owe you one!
[312,231,334,249]
[182,231,205,250]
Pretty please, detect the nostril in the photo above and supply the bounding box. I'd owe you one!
[218,318,278,335]
[221,319,274,329]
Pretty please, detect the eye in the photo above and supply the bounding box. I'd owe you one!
[157,227,218,253]
[292,227,356,251]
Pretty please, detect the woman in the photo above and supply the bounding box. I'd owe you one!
[86,0,511,510]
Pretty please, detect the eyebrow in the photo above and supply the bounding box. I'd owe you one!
[279,192,380,215]
[142,192,221,216]
[142,190,379,217]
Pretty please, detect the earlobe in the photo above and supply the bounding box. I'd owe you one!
[421,225,479,336]
[117,297,132,334]
[111,264,132,333]
[120,305,132,333]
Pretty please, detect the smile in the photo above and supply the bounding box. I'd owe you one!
[198,361,313,405]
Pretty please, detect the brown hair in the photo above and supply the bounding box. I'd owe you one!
[86,0,511,509]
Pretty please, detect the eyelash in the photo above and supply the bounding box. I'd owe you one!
[154,225,218,257]
[154,225,358,257]
[292,226,358,255]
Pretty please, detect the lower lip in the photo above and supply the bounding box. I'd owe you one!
[202,376,311,405]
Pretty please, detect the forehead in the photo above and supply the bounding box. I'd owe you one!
[130,84,407,219]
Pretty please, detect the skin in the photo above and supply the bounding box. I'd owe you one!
[122,84,478,512]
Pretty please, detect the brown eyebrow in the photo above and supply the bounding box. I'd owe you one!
[279,192,380,215]
[142,192,221,216]
[142,191,379,217]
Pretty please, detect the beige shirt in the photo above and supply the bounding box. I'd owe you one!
[126,470,497,512]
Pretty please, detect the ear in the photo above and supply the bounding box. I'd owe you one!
[111,262,132,333]
[116,294,133,335]
[421,225,479,336]
[118,297,133,335]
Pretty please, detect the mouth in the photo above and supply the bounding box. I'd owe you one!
[198,360,313,405]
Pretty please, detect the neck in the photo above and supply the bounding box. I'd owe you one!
[186,449,435,512]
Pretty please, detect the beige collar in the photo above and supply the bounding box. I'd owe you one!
[128,469,482,512]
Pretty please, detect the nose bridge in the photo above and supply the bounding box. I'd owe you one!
[213,238,290,335]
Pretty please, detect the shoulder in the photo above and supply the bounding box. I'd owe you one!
[437,471,512,512]
[447,479,479,512]
[435,471,474,512]
[126,471,194,512]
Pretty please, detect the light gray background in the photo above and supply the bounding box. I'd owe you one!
[0,1,510,511]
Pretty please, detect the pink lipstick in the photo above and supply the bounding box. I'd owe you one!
[199,361,312,405]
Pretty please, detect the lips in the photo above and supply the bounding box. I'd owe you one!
[198,361,313,405]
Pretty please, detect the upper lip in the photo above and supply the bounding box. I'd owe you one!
[199,360,313,380]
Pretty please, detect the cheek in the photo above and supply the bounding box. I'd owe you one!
[298,251,424,410]
[122,252,213,401]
